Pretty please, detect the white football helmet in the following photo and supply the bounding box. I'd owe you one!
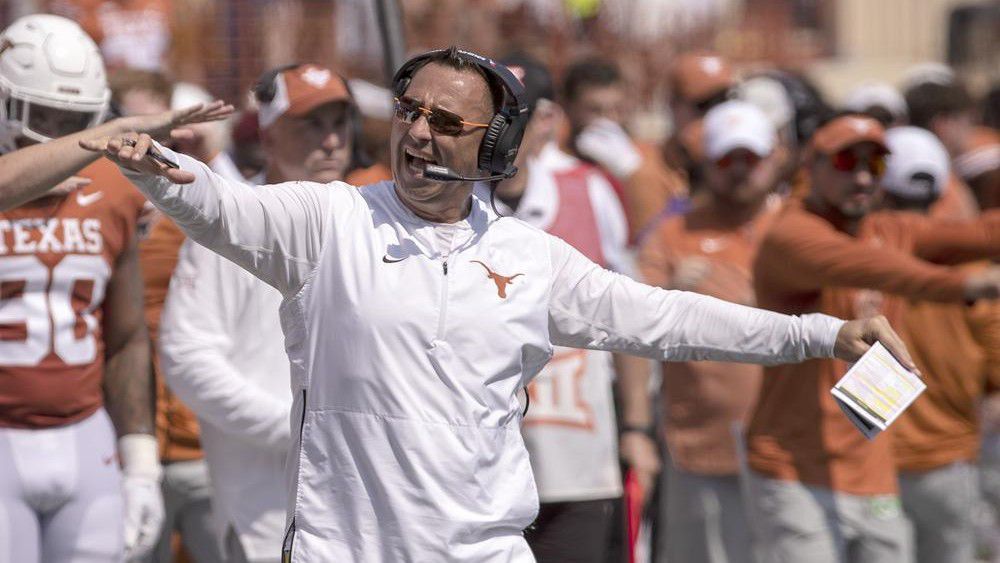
[0,14,110,153]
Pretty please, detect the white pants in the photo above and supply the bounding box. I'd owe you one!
[0,409,124,563]
[747,471,912,563]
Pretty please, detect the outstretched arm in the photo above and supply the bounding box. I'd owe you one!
[80,124,353,296]
[0,102,232,210]
[547,235,918,371]
[910,210,1000,265]
[755,211,1000,302]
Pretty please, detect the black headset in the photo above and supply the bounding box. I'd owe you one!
[391,48,530,179]
[252,63,301,103]
[252,63,372,171]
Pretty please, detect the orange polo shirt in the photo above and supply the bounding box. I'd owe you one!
[639,199,779,475]
[892,185,996,472]
[140,216,204,462]
[892,283,1000,471]
[748,198,1000,495]
[622,142,688,243]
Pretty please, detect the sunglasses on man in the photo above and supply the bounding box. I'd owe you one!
[829,149,888,178]
[393,97,490,136]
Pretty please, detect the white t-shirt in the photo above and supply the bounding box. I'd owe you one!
[160,238,290,560]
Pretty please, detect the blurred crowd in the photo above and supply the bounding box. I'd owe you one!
[0,1,999,563]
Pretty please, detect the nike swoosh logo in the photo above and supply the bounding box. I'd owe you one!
[76,191,104,207]
[382,255,405,264]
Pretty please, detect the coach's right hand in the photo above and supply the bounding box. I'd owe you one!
[79,101,234,185]
[82,132,196,184]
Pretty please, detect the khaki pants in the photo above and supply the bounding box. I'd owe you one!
[899,462,977,563]
[747,471,912,563]
[656,466,754,563]
[148,459,223,563]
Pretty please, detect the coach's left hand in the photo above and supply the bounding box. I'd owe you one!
[834,315,920,375]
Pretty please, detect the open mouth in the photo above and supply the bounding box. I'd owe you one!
[404,149,439,173]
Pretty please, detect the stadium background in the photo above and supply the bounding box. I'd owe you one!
[2,0,996,145]
[0,1,996,562]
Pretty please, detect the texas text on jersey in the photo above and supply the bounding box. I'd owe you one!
[0,158,147,428]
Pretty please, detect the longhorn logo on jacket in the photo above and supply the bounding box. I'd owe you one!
[471,260,523,299]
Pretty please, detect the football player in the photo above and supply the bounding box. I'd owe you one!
[0,14,229,562]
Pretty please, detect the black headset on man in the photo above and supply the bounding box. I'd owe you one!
[394,49,532,414]
[391,48,530,183]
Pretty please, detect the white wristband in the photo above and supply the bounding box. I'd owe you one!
[118,434,162,481]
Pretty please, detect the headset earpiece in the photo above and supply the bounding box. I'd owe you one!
[252,63,302,104]
[478,113,507,173]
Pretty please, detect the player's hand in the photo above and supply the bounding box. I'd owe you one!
[619,430,661,505]
[79,133,196,184]
[575,117,642,179]
[118,434,164,560]
[122,474,164,560]
[116,100,235,143]
[834,315,920,375]
[964,266,1000,301]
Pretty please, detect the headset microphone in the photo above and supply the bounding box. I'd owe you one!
[422,164,515,183]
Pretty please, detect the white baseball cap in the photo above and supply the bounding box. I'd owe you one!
[703,100,775,161]
[843,82,907,121]
[736,75,794,131]
[901,62,956,91]
[883,126,950,200]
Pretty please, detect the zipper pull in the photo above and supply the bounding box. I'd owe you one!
[443,261,449,275]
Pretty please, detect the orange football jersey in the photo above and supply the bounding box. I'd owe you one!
[0,159,147,428]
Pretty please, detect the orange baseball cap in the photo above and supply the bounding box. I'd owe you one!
[257,63,351,129]
[671,52,734,103]
[810,115,888,155]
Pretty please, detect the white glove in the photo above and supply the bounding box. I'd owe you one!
[574,117,643,179]
[119,434,164,560]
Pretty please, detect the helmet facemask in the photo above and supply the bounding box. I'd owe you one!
[0,15,110,154]
[0,89,106,151]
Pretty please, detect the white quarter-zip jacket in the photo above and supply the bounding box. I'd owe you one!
[122,147,845,562]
